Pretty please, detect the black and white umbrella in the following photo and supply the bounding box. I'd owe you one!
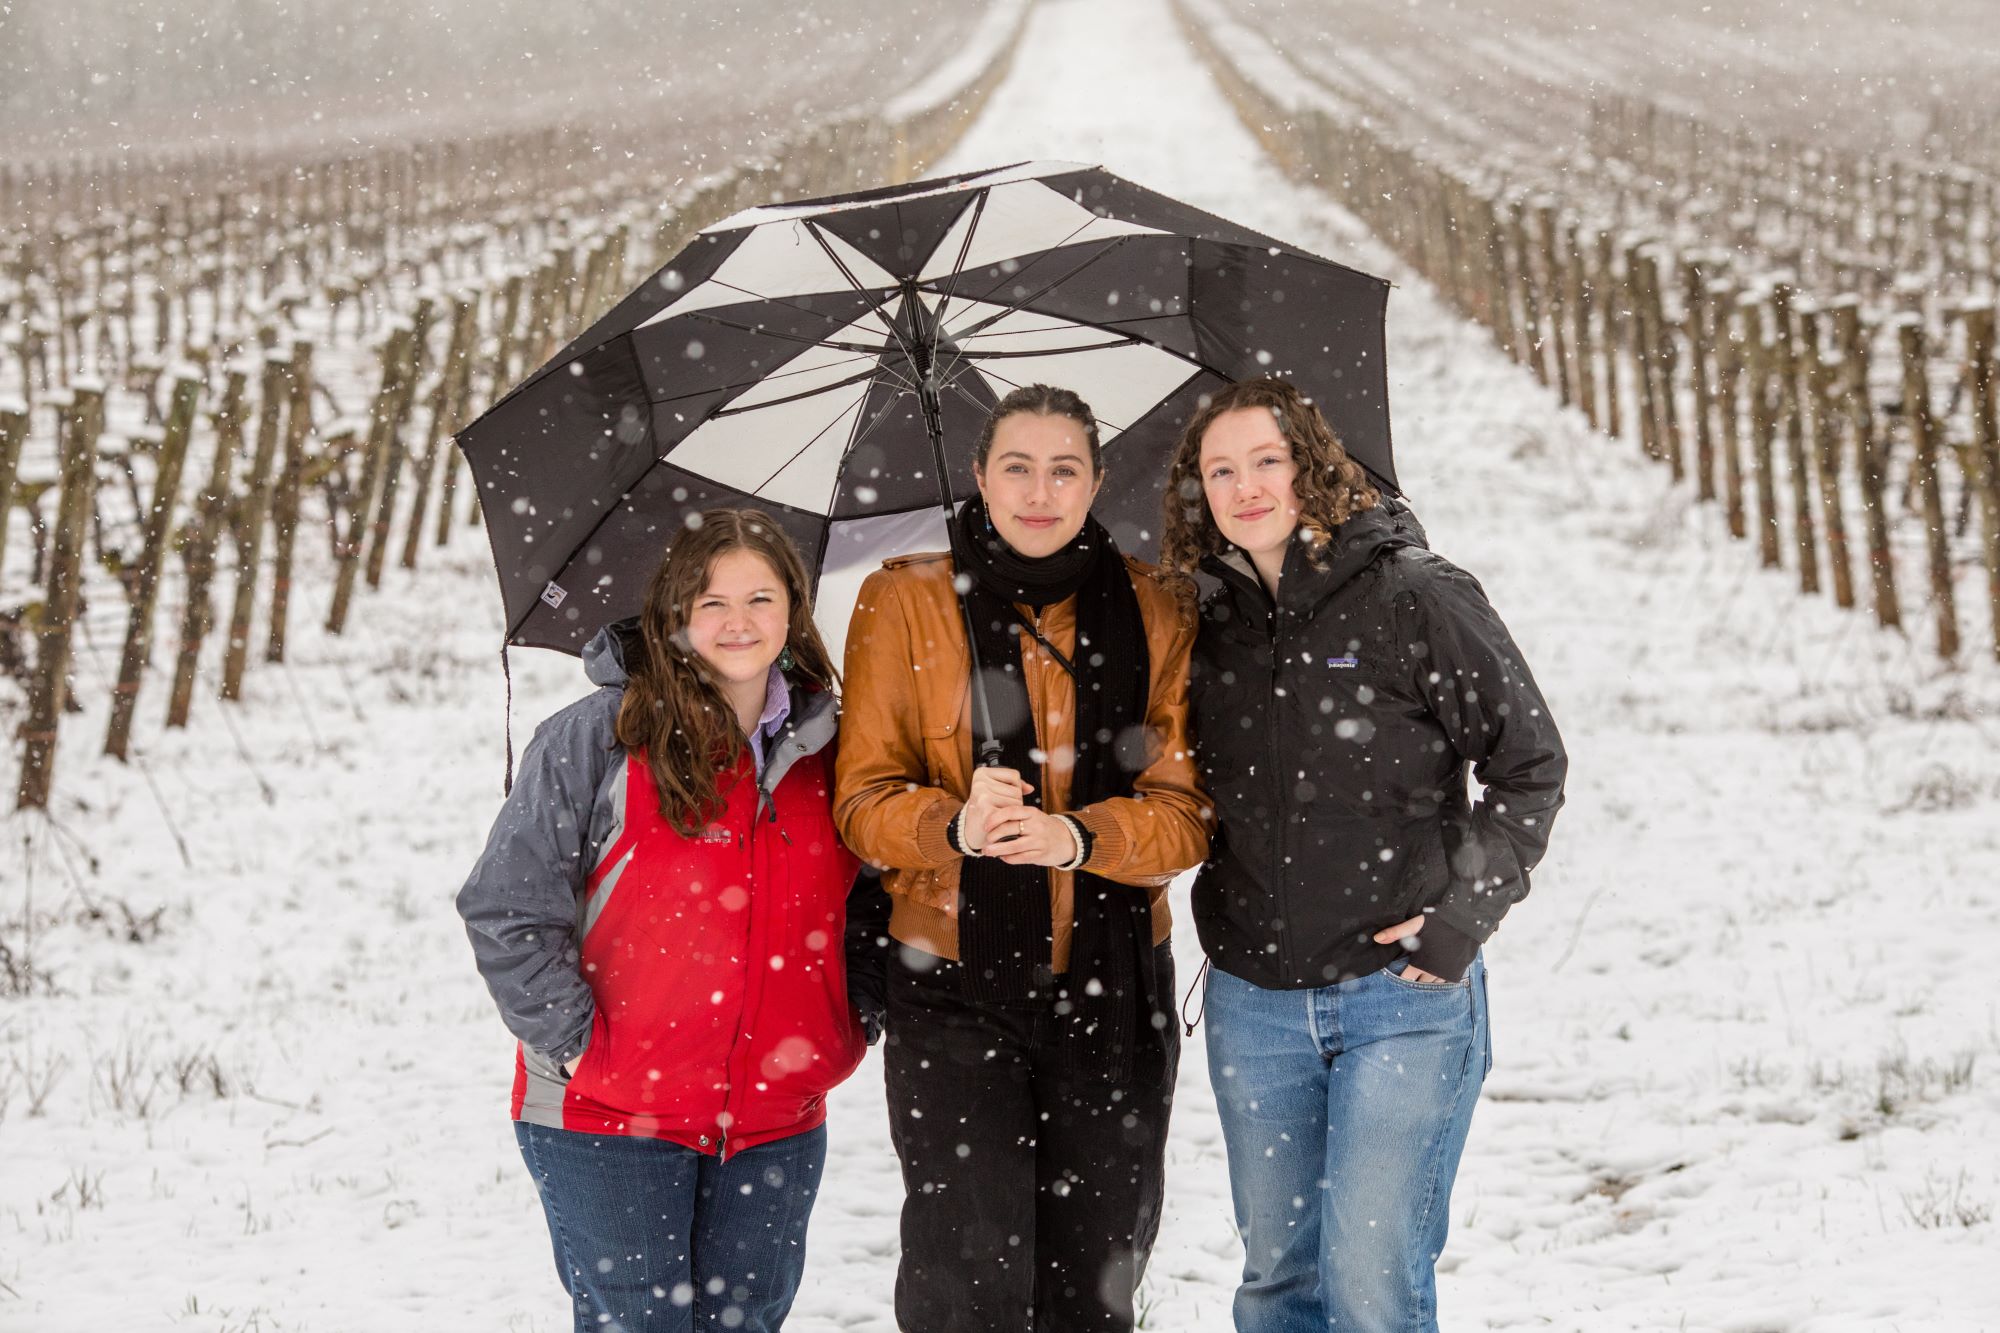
[459,161,1393,653]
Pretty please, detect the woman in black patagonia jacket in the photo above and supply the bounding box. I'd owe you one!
[1159,376,1567,1333]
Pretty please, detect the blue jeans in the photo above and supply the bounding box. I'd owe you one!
[513,1121,826,1333]
[1203,956,1490,1333]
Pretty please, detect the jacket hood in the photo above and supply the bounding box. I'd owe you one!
[1302,496,1430,601]
[581,618,643,689]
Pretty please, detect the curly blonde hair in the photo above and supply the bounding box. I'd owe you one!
[1158,377,1381,576]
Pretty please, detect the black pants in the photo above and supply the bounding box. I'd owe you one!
[884,944,1179,1333]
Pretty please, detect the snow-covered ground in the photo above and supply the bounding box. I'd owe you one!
[4,0,1998,1329]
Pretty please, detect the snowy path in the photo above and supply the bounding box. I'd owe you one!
[4,0,1998,1329]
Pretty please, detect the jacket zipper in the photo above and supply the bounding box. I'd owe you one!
[714,815,749,1160]
[718,764,799,1161]
[1263,594,1290,981]
[1017,606,1052,815]
[717,768,765,1161]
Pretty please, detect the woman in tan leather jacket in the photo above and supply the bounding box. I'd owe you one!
[834,383,1209,1333]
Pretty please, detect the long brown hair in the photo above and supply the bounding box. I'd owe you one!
[613,509,836,837]
[1158,377,1381,576]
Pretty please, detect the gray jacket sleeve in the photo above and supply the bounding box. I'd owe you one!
[455,690,620,1067]
[1397,556,1567,958]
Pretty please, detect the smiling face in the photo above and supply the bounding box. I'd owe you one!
[974,411,1104,558]
[1198,405,1303,568]
[682,547,790,692]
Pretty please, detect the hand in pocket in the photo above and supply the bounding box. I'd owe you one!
[1373,914,1448,985]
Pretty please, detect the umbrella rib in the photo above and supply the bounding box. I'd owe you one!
[950,337,1141,359]
[745,391,869,499]
[652,347,893,404]
[668,311,917,400]
[928,190,989,335]
[803,221,921,370]
[709,365,891,418]
[823,375,942,508]
[941,233,1135,343]
[652,349,914,410]
[682,277,893,340]
[958,360,1144,437]
[937,212,1114,340]
[682,310,893,358]
[932,235,1140,388]
[742,348,945,506]
[942,378,1001,421]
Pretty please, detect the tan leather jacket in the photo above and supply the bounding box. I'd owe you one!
[833,550,1211,971]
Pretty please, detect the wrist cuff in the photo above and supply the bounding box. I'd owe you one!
[1410,916,1481,982]
[1056,815,1090,872]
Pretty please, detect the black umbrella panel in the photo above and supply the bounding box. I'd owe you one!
[458,161,1392,652]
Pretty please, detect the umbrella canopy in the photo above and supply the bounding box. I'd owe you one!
[459,161,1392,652]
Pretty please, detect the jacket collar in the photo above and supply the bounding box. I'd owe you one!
[757,686,839,798]
[1200,499,1430,624]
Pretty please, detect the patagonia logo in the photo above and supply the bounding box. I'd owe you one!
[696,824,732,844]
[1325,655,1360,669]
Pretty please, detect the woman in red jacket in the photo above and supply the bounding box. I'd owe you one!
[458,509,889,1333]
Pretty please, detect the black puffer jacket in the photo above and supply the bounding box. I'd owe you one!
[1188,501,1566,987]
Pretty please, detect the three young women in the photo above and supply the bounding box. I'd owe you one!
[833,383,1211,1332]
[1160,377,1568,1333]
[457,375,1566,1333]
[457,510,888,1333]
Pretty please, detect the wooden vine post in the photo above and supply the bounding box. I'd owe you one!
[1897,319,1958,660]
[1742,296,1783,568]
[1965,304,2000,661]
[1799,303,1855,609]
[17,386,104,809]
[1769,282,1821,593]
[167,368,248,728]
[328,325,417,635]
[220,352,290,701]
[1710,281,1748,540]
[265,338,317,663]
[106,373,203,759]
[0,405,28,580]
[1835,301,1899,629]
[363,297,434,589]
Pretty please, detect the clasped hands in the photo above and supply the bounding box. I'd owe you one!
[960,766,1081,868]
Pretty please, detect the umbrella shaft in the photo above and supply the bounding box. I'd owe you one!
[904,290,1003,767]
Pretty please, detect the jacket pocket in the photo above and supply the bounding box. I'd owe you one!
[1393,821,1452,920]
[563,1006,613,1099]
[918,673,970,740]
[917,675,970,801]
[1383,959,1471,990]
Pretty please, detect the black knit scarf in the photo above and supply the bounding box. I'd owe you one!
[948,495,1166,1084]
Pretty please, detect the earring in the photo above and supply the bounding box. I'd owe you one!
[777,645,796,672]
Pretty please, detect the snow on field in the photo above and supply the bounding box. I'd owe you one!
[3,0,1998,1329]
